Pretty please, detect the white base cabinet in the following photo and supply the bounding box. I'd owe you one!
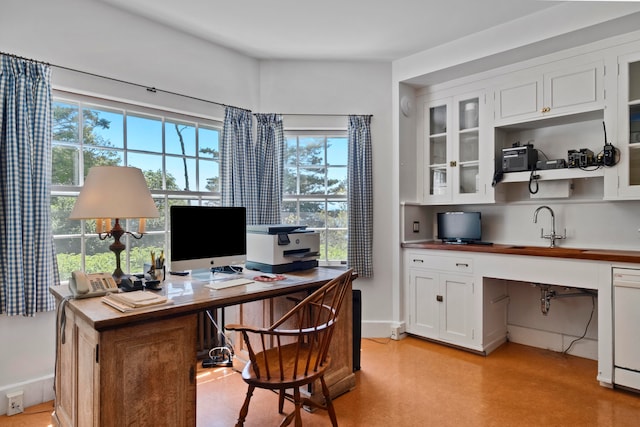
[405,251,477,349]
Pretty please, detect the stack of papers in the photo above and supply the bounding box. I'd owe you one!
[102,291,170,312]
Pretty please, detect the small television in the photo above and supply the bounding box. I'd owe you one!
[170,205,247,272]
[437,211,482,244]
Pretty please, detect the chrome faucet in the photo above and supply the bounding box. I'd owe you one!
[533,205,566,248]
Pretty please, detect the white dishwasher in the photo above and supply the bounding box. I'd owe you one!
[613,268,640,391]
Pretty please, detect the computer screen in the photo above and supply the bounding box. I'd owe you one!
[437,211,482,243]
[170,205,246,272]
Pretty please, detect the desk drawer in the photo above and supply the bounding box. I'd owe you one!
[406,252,473,273]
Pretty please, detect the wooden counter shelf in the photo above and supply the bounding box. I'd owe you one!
[402,241,640,264]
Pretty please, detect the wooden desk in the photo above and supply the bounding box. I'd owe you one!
[50,268,355,427]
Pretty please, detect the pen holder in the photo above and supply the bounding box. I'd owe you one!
[144,263,165,281]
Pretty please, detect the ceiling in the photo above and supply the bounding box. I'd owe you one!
[97,0,562,62]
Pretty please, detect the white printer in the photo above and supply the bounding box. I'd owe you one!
[245,224,319,273]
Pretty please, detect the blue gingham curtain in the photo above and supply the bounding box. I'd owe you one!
[0,55,58,315]
[254,113,284,224]
[220,106,259,224]
[347,115,373,277]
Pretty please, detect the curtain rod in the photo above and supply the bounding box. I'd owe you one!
[0,50,50,66]
[1,51,371,117]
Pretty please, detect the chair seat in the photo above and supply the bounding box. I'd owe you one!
[242,342,331,389]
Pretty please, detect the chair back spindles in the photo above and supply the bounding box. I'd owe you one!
[227,269,354,426]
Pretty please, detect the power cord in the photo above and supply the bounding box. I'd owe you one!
[528,165,539,194]
[562,295,596,355]
[202,309,235,367]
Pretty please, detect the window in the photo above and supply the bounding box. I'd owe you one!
[283,131,348,265]
[51,93,222,281]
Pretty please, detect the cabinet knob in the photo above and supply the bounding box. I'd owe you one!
[450,160,457,167]
[436,295,443,302]
[456,263,469,267]
[541,107,551,113]
[413,259,424,263]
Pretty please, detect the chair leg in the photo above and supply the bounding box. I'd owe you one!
[293,387,303,427]
[235,385,255,427]
[279,389,286,413]
[320,376,338,427]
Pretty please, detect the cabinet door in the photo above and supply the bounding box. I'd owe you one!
[616,52,640,199]
[543,61,603,116]
[495,76,542,123]
[495,60,604,125]
[453,92,492,203]
[439,274,475,346]
[423,98,452,203]
[407,269,439,338]
[99,314,197,427]
[422,91,492,204]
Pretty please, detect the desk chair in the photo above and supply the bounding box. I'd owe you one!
[226,269,354,427]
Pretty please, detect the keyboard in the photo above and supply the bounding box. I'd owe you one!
[205,278,254,290]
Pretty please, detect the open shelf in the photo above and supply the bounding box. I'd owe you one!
[500,167,604,183]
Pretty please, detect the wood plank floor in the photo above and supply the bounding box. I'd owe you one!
[3,336,640,426]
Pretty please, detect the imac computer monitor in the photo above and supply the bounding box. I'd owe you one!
[170,205,246,272]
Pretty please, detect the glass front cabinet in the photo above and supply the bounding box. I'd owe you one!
[617,52,640,199]
[422,90,493,204]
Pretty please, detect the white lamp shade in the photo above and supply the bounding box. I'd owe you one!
[69,166,160,219]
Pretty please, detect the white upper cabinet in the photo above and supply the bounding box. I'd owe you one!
[494,60,605,126]
[421,90,494,204]
[615,51,640,199]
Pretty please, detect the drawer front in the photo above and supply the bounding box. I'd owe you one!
[406,252,473,273]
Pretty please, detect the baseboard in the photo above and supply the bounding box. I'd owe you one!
[362,321,405,339]
[507,324,598,360]
[0,375,54,416]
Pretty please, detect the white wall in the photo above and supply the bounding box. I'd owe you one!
[259,60,394,337]
[0,0,393,410]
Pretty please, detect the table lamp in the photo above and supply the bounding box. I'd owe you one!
[69,166,160,281]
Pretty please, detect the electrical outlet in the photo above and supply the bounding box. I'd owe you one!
[7,390,24,416]
[390,323,405,340]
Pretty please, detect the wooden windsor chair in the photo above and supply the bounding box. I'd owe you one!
[225,269,354,427]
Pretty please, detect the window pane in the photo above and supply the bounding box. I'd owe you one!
[166,156,196,191]
[55,237,82,281]
[300,167,326,195]
[327,229,348,261]
[199,159,219,192]
[327,167,347,195]
[128,114,162,152]
[84,107,124,148]
[327,202,347,228]
[300,201,325,227]
[199,127,219,160]
[129,233,166,275]
[299,137,325,165]
[51,195,80,235]
[166,121,196,156]
[284,166,298,194]
[281,201,298,224]
[52,146,80,185]
[127,153,163,190]
[83,147,123,175]
[53,102,79,143]
[327,137,348,166]
[285,136,298,165]
[84,237,114,273]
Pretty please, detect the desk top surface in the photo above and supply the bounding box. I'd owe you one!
[50,267,346,330]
